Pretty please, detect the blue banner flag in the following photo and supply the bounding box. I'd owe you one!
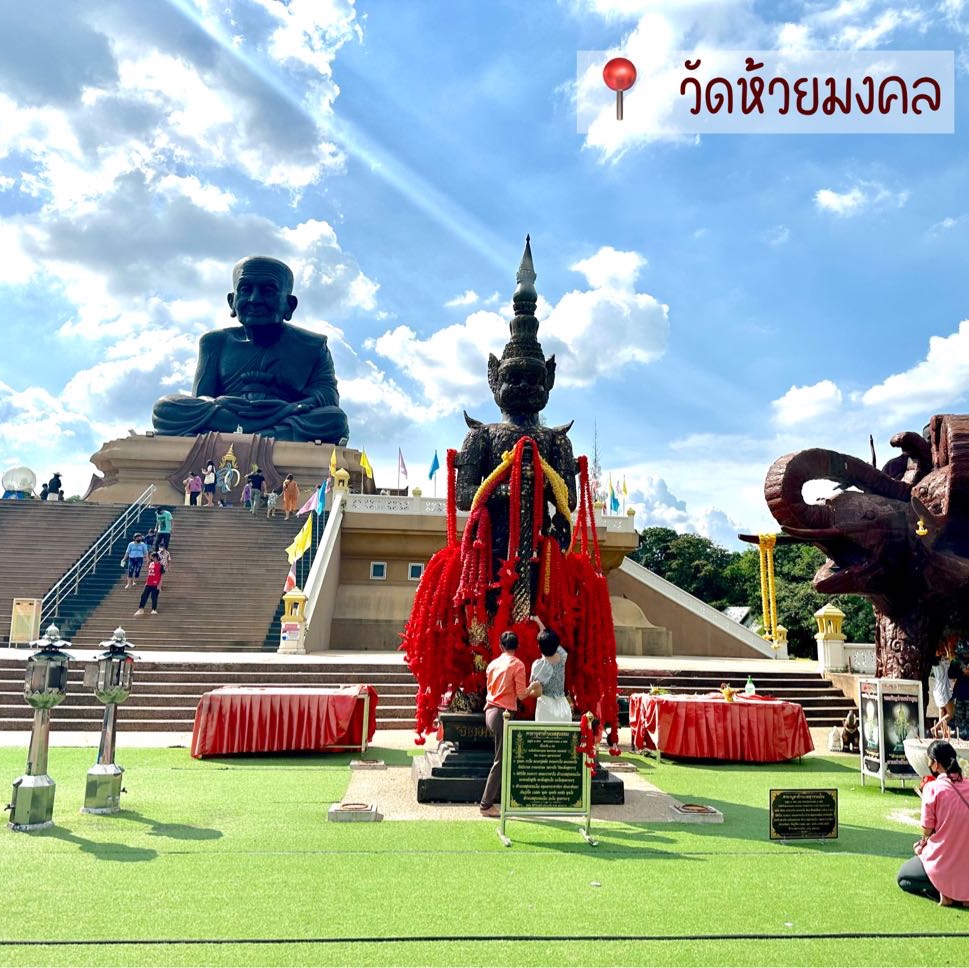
[428,450,440,480]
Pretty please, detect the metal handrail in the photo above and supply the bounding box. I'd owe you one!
[41,484,157,626]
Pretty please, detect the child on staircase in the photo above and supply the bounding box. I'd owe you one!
[134,552,163,616]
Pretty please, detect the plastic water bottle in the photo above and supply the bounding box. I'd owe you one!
[744,675,756,696]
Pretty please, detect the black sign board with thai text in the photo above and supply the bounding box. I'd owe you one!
[507,724,584,811]
[769,788,838,840]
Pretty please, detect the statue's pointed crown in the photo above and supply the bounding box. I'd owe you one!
[499,235,545,370]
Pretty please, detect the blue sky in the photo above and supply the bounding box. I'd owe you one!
[1,0,969,548]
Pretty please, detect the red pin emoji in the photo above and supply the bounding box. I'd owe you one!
[603,57,637,121]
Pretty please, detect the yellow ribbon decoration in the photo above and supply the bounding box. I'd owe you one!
[758,533,778,647]
[471,449,516,510]
[470,445,572,523]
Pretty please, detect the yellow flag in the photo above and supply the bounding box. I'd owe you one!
[329,445,338,478]
[285,516,313,564]
[360,449,374,480]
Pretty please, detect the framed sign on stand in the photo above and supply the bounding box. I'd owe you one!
[497,714,596,848]
[858,678,924,791]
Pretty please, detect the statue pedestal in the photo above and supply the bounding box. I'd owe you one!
[412,712,624,805]
[84,433,371,505]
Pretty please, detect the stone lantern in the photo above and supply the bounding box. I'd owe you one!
[333,467,350,493]
[814,603,846,673]
[6,625,73,831]
[279,588,309,654]
[81,627,137,814]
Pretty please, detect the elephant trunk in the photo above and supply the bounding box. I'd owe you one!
[765,448,912,530]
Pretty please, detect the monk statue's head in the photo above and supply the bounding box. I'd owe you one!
[227,256,298,330]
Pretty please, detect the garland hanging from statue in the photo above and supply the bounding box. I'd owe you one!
[400,441,620,751]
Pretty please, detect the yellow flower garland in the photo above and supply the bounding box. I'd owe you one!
[470,445,572,524]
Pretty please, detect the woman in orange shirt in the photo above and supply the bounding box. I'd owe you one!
[282,474,300,520]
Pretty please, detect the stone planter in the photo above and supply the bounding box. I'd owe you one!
[903,737,969,778]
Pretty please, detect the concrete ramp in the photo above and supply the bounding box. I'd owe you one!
[609,558,786,660]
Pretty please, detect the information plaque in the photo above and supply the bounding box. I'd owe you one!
[498,716,595,847]
[769,788,838,841]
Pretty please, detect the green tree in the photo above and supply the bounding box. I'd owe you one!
[632,527,678,574]
[633,528,734,609]
[733,543,875,658]
[630,529,875,658]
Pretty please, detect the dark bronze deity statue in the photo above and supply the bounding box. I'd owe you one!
[402,237,619,749]
[763,414,969,681]
[455,236,577,615]
[152,256,349,443]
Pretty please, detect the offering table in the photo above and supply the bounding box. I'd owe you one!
[191,685,377,758]
[629,692,814,763]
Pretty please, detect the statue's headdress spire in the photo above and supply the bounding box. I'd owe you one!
[488,235,556,400]
[512,234,537,317]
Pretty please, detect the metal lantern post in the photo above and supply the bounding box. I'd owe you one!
[5,625,74,832]
[81,627,137,814]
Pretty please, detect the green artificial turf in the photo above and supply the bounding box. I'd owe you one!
[0,745,965,967]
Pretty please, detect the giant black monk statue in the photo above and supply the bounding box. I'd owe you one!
[152,256,350,443]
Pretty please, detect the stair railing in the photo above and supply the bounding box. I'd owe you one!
[301,489,347,651]
[41,484,157,627]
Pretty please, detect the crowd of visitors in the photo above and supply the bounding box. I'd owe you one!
[125,507,176,617]
[172,465,310,517]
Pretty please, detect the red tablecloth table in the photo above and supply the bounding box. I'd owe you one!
[628,692,814,762]
[190,685,378,758]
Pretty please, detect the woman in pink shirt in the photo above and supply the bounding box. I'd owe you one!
[897,740,969,906]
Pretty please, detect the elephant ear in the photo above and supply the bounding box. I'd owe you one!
[912,414,969,531]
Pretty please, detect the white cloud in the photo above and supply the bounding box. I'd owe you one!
[0,379,106,497]
[834,8,922,48]
[772,380,844,426]
[861,320,969,422]
[444,289,479,308]
[622,472,749,550]
[544,287,668,386]
[257,0,362,77]
[570,246,646,289]
[364,248,668,419]
[814,180,909,217]
[155,175,236,214]
[369,309,508,415]
[927,215,964,237]
[777,22,813,53]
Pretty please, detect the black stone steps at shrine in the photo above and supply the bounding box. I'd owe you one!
[617,670,856,728]
[412,713,624,805]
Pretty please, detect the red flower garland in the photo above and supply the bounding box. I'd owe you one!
[402,437,621,747]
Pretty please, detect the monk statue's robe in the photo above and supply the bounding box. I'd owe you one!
[152,323,349,443]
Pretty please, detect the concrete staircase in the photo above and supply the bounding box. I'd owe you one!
[0,656,417,732]
[0,502,124,646]
[0,502,856,734]
[63,508,306,652]
[618,667,856,728]
[0,654,855,733]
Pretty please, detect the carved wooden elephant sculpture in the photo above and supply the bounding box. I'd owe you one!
[764,415,969,681]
